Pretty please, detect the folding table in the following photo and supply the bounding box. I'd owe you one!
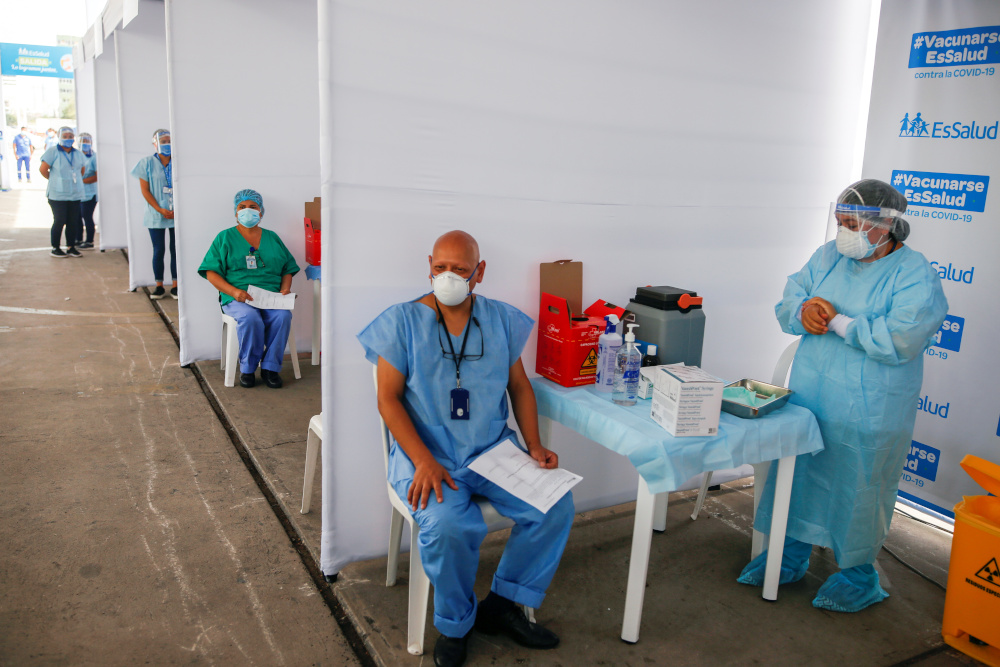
[530,377,823,643]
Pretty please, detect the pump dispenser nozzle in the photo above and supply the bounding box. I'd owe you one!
[625,323,639,342]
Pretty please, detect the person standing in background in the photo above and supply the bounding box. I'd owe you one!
[39,126,86,258]
[130,129,176,299]
[44,128,58,151]
[12,127,34,183]
[78,133,99,250]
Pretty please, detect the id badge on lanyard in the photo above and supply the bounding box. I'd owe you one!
[63,150,78,184]
[246,255,257,270]
[450,388,470,420]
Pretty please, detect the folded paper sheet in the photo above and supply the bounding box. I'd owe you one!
[247,285,296,310]
[468,437,582,514]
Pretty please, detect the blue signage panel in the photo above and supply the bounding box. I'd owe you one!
[0,43,74,78]
[908,25,1000,68]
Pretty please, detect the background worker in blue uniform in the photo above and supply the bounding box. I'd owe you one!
[358,230,574,667]
[198,189,299,389]
[39,126,86,258]
[740,179,949,613]
[131,129,176,299]
[12,127,34,183]
[77,133,98,250]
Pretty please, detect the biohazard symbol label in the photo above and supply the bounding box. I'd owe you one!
[580,348,598,376]
[975,558,1000,588]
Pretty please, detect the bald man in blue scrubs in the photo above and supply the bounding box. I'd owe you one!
[358,230,574,667]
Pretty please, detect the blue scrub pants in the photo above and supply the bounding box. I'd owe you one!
[80,196,97,244]
[17,156,31,180]
[393,468,575,638]
[148,228,176,282]
[222,301,293,373]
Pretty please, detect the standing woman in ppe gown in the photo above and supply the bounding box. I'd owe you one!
[131,129,176,299]
[739,179,948,612]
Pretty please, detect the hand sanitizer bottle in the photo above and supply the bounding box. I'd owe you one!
[595,314,622,393]
[613,324,642,406]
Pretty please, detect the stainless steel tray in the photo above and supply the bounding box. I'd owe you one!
[721,379,793,419]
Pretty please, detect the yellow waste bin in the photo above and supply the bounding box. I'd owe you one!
[942,455,1000,666]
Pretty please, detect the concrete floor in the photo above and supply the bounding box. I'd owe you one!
[0,188,359,666]
[1,185,986,666]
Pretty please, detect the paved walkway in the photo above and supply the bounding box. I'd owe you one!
[0,188,361,666]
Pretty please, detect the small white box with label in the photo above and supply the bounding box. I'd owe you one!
[649,365,723,437]
[637,363,684,400]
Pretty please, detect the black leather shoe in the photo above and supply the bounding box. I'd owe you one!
[433,632,469,667]
[475,602,559,649]
[239,372,256,388]
[261,369,283,389]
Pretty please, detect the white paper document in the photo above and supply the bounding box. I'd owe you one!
[468,438,582,514]
[247,285,296,310]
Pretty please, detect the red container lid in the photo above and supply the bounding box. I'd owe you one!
[960,455,1000,496]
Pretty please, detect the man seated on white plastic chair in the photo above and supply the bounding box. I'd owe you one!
[358,230,574,667]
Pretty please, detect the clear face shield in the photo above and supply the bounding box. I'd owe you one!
[58,126,75,149]
[153,129,171,156]
[78,132,93,155]
[830,203,899,260]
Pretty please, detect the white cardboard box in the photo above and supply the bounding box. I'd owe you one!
[637,363,684,399]
[649,366,723,437]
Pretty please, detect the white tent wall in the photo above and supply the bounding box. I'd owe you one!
[74,60,97,146]
[318,0,877,575]
[73,59,100,234]
[114,0,170,291]
[165,0,320,366]
[94,33,128,251]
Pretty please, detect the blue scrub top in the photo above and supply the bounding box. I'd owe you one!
[82,152,98,199]
[130,154,173,228]
[40,146,86,201]
[755,241,948,568]
[13,134,32,157]
[358,295,534,485]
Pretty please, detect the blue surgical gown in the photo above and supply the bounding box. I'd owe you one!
[40,147,86,201]
[130,155,173,229]
[755,241,948,568]
[358,294,534,486]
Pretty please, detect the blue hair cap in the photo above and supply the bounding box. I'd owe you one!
[234,188,264,216]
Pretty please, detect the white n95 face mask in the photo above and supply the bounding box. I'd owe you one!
[432,263,480,306]
[836,227,875,259]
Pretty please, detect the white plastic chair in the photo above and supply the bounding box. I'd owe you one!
[373,365,533,656]
[689,338,800,557]
[300,414,322,514]
[221,312,301,387]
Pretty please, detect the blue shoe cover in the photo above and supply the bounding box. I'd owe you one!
[737,536,812,587]
[812,565,888,612]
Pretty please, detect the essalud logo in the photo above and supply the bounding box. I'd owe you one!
[898,112,999,139]
[899,112,931,137]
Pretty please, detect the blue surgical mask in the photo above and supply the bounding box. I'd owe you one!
[81,144,92,156]
[237,209,261,228]
[159,144,171,156]
[60,138,74,148]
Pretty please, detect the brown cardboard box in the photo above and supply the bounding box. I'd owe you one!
[535,261,628,387]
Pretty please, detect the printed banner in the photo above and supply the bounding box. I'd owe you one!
[0,43,74,78]
[864,1,1000,518]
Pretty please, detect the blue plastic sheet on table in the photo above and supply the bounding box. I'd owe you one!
[305,264,321,280]
[530,378,823,495]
